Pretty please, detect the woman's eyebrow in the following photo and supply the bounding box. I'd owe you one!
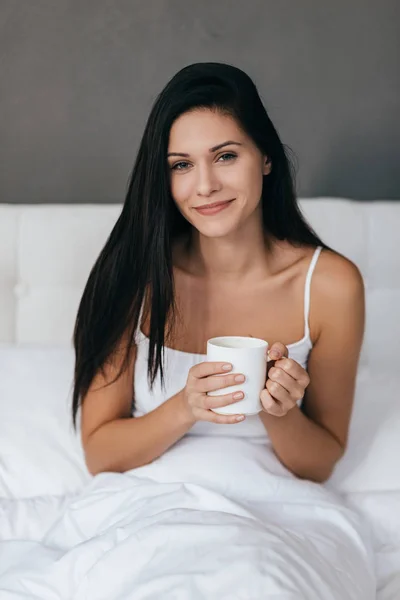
[167,140,243,158]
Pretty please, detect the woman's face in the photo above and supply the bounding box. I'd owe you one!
[167,109,271,238]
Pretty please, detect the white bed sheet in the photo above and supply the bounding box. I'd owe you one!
[1,346,399,598]
[1,435,393,600]
[2,490,398,599]
[345,490,400,599]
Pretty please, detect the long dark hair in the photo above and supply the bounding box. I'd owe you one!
[71,61,327,427]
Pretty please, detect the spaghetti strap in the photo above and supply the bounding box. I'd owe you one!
[134,296,146,343]
[304,246,323,338]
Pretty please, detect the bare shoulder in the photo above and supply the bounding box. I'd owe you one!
[310,248,365,342]
[314,248,364,301]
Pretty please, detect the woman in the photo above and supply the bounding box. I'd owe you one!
[72,62,365,485]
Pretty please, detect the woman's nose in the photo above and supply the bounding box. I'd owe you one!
[195,164,222,197]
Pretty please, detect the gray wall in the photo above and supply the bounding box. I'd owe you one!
[1,0,399,204]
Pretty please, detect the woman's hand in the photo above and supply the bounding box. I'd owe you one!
[260,342,310,417]
[181,361,247,425]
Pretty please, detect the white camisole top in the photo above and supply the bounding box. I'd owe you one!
[133,245,323,441]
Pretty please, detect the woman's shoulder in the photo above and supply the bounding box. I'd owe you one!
[310,248,365,341]
[316,248,364,298]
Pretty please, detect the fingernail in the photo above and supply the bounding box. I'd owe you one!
[235,415,245,421]
[269,350,280,359]
[222,364,232,370]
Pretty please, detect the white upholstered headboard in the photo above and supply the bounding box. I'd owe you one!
[1,199,399,376]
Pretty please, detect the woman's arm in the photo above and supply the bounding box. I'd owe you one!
[259,253,365,483]
[83,390,193,475]
[81,336,194,475]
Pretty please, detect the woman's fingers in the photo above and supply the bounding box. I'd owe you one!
[268,342,289,361]
[184,361,247,425]
[199,372,246,393]
[202,390,244,409]
[270,357,310,388]
[195,407,245,424]
[190,361,233,379]
[260,388,287,416]
[267,364,305,402]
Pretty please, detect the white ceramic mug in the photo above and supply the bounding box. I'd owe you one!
[206,336,269,415]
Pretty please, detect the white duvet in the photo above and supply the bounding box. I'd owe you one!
[0,436,377,599]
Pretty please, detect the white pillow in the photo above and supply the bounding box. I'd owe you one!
[327,371,400,493]
[0,344,90,498]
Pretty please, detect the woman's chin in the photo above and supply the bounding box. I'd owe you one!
[192,214,241,238]
[196,224,238,239]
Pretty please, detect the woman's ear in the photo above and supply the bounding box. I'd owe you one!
[263,157,272,176]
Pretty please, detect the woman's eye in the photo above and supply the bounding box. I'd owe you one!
[171,161,190,171]
[218,152,237,162]
[171,152,237,171]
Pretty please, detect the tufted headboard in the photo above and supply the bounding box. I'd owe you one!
[1,199,399,376]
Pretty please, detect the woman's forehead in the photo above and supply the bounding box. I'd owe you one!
[168,111,246,154]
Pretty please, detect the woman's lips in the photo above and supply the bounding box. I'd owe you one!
[194,199,235,216]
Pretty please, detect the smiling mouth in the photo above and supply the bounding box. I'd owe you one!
[195,198,235,209]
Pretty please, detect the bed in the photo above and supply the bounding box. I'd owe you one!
[0,199,399,599]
